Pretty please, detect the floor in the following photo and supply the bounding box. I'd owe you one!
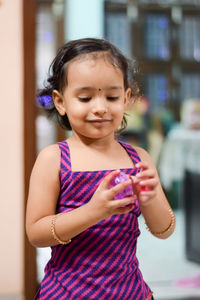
[37,209,200,300]
[137,209,200,300]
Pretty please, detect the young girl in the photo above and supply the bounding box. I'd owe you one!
[26,38,175,300]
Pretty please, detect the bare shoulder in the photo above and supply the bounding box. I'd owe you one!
[134,146,157,169]
[34,144,60,167]
[36,144,60,162]
[31,144,61,182]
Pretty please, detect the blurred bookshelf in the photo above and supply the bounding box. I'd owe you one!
[105,0,200,208]
[104,0,200,128]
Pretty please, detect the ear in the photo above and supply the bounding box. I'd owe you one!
[52,90,66,116]
[124,88,131,106]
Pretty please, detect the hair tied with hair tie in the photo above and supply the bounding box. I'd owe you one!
[37,95,54,108]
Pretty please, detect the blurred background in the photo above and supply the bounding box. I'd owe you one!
[1,0,200,299]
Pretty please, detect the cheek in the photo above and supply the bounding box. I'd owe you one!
[66,103,85,117]
[112,102,125,116]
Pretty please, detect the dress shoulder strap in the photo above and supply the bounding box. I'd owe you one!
[119,141,141,165]
[57,141,71,172]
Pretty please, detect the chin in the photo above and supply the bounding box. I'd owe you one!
[81,131,114,140]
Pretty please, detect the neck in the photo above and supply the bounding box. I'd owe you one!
[68,132,117,150]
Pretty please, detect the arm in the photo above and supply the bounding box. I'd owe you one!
[26,145,136,248]
[133,147,175,239]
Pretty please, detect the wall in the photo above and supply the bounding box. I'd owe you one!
[0,0,24,298]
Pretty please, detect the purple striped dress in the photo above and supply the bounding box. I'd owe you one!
[35,140,152,300]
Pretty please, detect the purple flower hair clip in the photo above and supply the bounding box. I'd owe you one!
[37,95,54,108]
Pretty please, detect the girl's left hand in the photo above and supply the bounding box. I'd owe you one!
[131,161,159,207]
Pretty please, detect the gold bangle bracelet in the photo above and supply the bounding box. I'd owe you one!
[51,215,71,245]
[146,207,175,236]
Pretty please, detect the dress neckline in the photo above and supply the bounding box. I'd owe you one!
[62,139,139,174]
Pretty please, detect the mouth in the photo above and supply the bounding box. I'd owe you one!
[87,119,112,123]
[86,119,112,127]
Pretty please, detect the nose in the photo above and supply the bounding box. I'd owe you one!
[91,97,108,116]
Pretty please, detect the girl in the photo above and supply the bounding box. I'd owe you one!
[26,38,175,300]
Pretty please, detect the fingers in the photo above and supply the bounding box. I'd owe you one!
[116,203,136,215]
[136,168,155,180]
[101,170,134,199]
[135,161,148,171]
[137,176,158,205]
[135,162,157,187]
[108,178,133,199]
[129,175,138,195]
[139,189,157,205]
[134,162,159,206]
[111,196,136,212]
[97,166,159,215]
[101,170,121,190]
[139,178,158,190]
[99,171,136,213]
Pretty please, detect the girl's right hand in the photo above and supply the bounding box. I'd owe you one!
[87,170,136,221]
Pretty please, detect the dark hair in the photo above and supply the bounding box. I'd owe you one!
[37,37,140,132]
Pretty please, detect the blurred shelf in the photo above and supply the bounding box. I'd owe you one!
[105,0,200,122]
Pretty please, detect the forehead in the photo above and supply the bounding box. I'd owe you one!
[66,53,124,87]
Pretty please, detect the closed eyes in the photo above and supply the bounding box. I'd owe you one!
[107,96,119,101]
[78,96,119,102]
[78,97,91,102]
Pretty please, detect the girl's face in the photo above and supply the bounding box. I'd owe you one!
[53,55,131,140]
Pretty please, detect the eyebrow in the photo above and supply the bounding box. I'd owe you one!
[74,86,123,92]
[107,86,123,90]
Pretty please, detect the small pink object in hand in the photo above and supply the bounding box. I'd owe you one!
[140,185,149,192]
[109,171,134,199]
[135,167,149,192]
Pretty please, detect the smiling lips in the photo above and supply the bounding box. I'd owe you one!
[87,119,112,123]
